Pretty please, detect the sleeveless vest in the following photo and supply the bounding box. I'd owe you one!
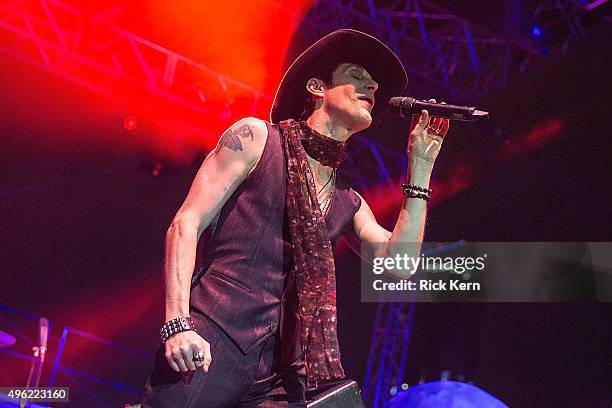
[190,122,361,354]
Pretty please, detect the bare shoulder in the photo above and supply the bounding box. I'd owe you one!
[353,190,365,202]
[206,117,269,174]
[353,190,370,213]
[209,117,267,157]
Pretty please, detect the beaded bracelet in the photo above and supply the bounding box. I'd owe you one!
[401,183,432,201]
[160,315,196,343]
[402,183,433,194]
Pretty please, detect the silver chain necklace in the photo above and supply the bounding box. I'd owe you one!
[320,169,337,217]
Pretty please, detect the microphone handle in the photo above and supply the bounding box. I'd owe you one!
[397,97,480,122]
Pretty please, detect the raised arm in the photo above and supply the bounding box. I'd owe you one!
[353,102,449,279]
[163,117,268,374]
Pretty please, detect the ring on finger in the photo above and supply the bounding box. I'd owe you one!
[193,351,205,363]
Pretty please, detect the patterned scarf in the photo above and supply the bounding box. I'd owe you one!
[278,119,346,388]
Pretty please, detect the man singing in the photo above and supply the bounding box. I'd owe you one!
[142,29,449,407]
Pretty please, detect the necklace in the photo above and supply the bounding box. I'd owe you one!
[320,169,337,217]
[317,168,336,195]
[304,158,337,217]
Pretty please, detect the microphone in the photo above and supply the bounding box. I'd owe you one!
[388,97,489,122]
[38,317,48,357]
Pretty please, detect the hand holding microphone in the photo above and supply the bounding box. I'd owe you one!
[408,98,450,166]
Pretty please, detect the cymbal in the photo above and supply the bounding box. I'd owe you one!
[0,330,16,349]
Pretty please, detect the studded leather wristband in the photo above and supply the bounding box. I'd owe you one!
[160,315,196,343]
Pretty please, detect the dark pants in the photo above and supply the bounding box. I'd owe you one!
[141,312,306,407]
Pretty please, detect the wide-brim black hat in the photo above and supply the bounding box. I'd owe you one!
[270,29,407,124]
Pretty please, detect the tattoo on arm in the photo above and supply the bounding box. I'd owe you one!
[208,125,254,157]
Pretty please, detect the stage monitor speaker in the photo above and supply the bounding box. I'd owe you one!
[126,381,365,408]
[307,380,366,408]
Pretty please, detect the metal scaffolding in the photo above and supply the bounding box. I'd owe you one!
[362,301,416,408]
[294,0,539,103]
[0,0,272,140]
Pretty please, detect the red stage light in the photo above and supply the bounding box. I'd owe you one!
[501,117,564,159]
[124,116,138,130]
[152,162,162,176]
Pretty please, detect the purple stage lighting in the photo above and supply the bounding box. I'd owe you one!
[531,25,543,38]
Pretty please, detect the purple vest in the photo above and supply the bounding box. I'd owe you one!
[190,122,361,354]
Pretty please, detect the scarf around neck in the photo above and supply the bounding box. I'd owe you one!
[278,119,346,388]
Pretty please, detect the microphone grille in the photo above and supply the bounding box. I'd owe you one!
[388,97,404,107]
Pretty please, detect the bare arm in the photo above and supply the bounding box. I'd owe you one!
[352,163,431,252]
[163,117,268,373]
[353,103,449,279]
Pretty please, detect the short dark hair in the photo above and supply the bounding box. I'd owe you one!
[298,65,336,120]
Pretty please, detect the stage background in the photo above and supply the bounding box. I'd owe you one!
[1,5,611,408]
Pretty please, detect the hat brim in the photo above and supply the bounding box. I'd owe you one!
[270,29,407,124]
